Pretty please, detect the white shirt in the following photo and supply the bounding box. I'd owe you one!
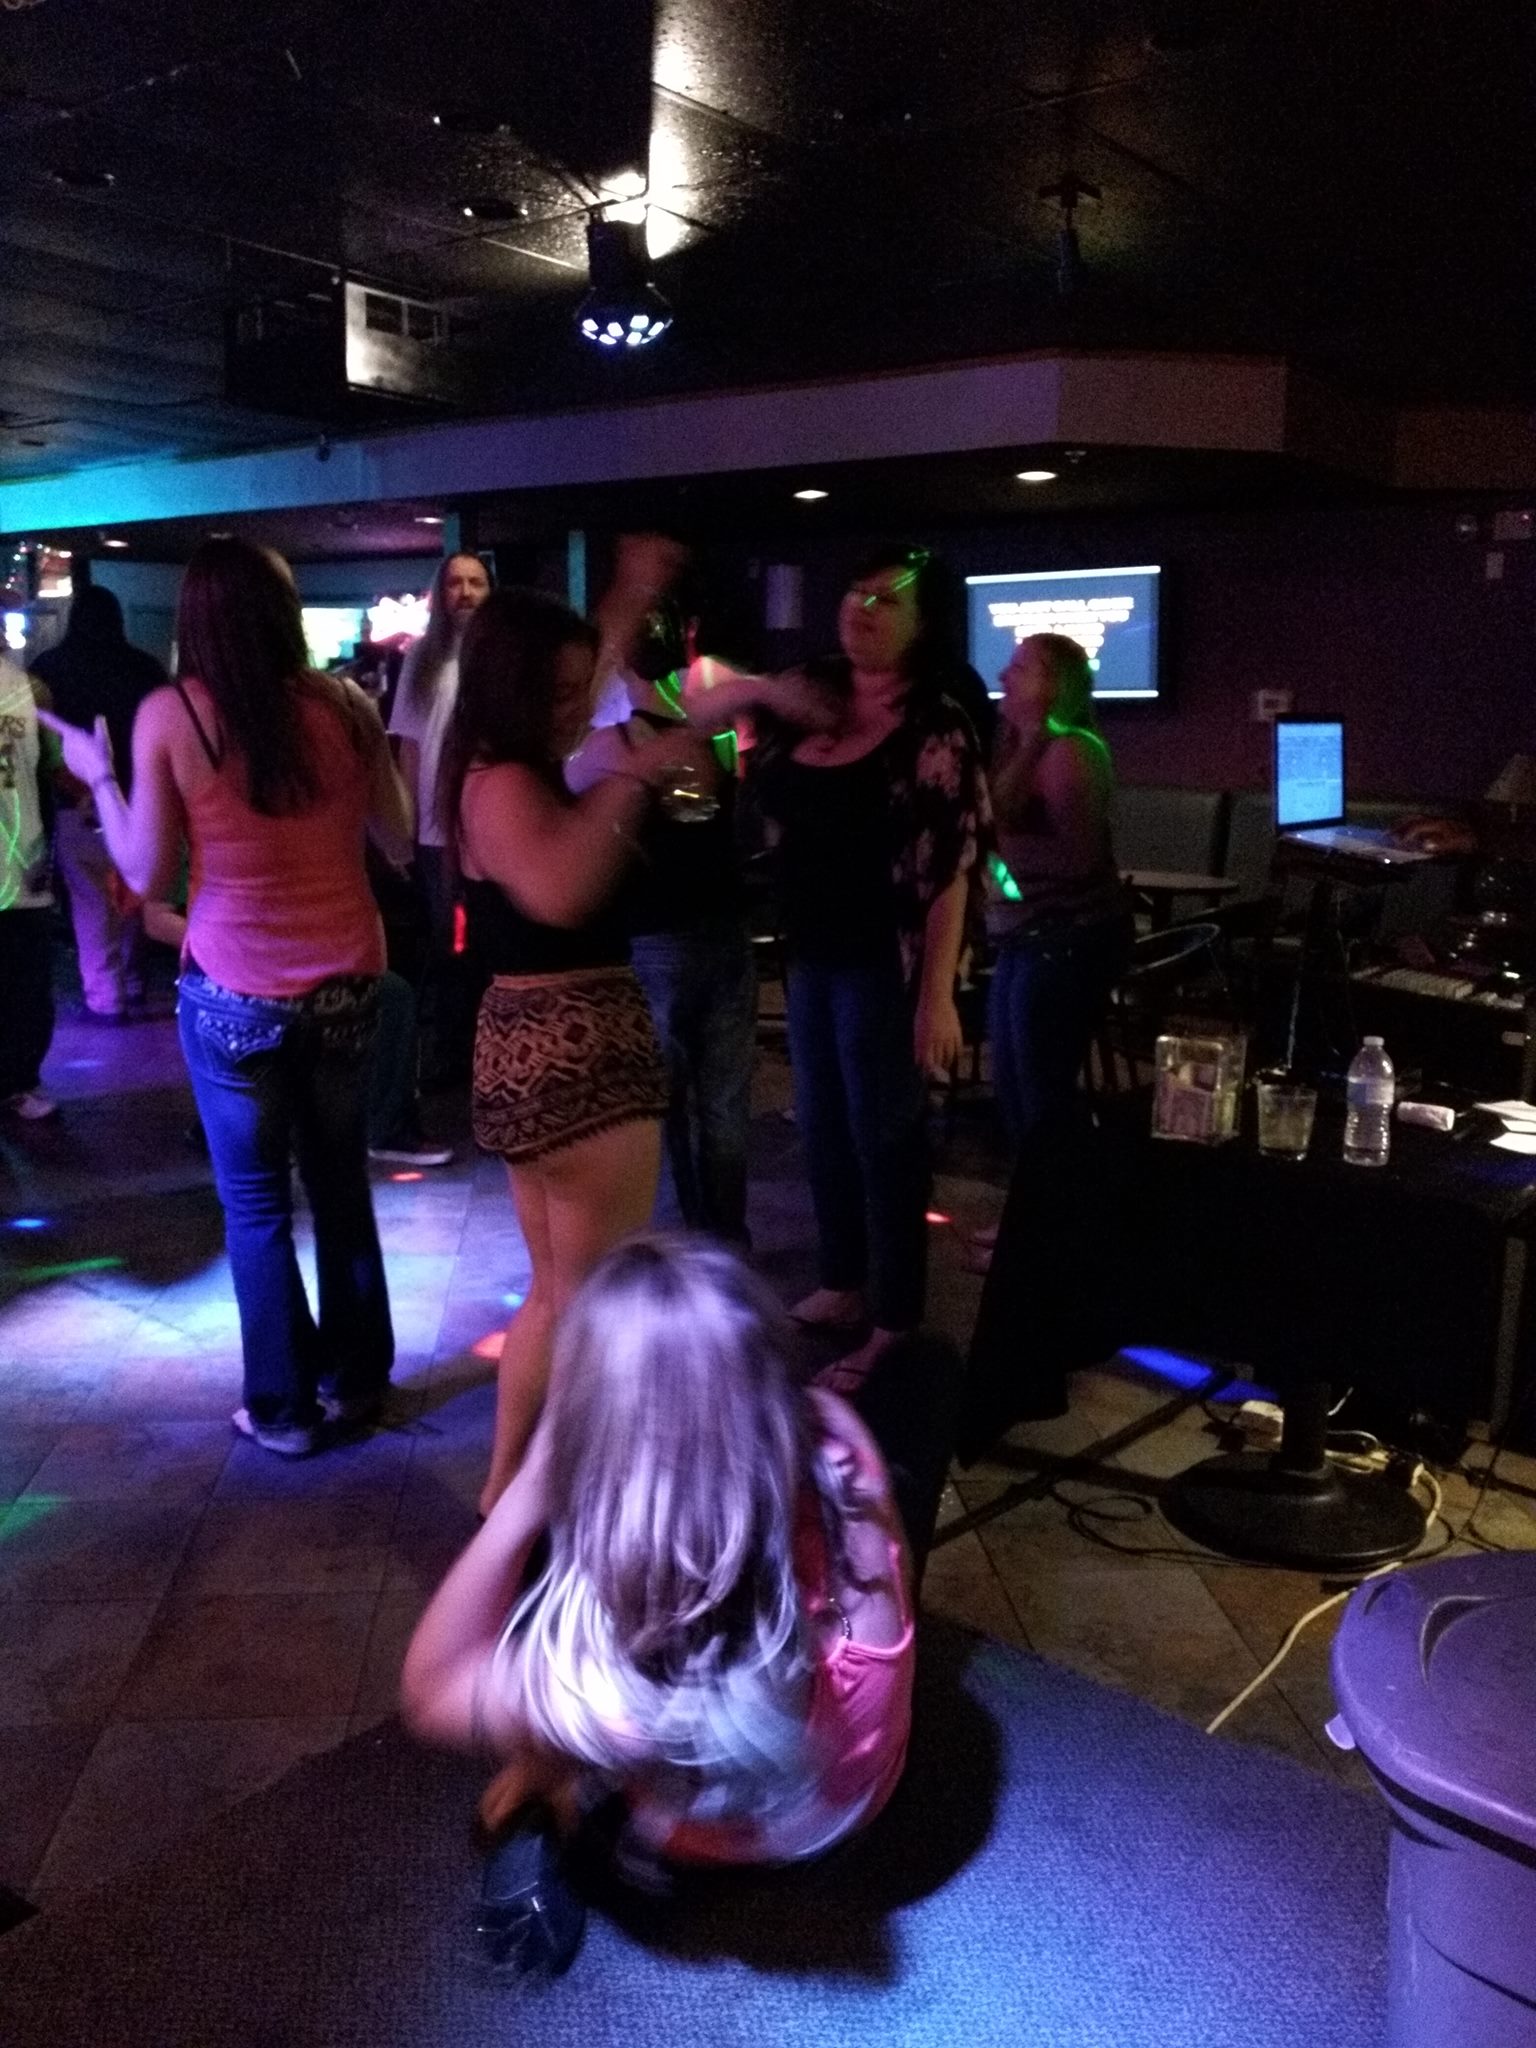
[388,646,459,849]
[0,658,53,911]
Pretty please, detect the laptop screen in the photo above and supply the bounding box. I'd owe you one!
[1275,719,1344,829]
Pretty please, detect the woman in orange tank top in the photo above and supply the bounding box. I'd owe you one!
[42,540,414,1458]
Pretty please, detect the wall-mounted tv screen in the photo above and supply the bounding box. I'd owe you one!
[965,565,1162,702]
[301,605,366,668]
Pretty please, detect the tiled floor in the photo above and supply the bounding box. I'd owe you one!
[3,1002,1534,1906]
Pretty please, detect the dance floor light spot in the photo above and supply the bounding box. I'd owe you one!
[1118,1347,1274,1405]
[8,1217,47,1231]
[391,1171,424,1183]
[0,1495,64,1538]
[471,1329,504,1361]
[15,1256,123,1282]
[925,1210,952,1226]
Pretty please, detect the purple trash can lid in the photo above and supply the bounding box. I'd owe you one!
[1331,1552,1536,1854]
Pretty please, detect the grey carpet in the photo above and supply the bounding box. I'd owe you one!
[0,1623,1388,2048]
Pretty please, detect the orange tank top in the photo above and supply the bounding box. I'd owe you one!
[179,678,384,998]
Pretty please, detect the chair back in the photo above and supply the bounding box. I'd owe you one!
[1090,920,1228,1096]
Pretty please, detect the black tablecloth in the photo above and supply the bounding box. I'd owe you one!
[961,1097,1536,1459]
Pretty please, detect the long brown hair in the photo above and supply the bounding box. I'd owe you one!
[401,552,488,717]
[174,540,336,816]
[436,586,599,852]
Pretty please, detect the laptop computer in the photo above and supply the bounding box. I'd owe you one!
[1274,718,1431,865]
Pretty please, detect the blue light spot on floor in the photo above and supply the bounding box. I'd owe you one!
[8,1217,48,1232]
[1118,1346,1274,1405]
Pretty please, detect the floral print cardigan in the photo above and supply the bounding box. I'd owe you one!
[885,691,992,990]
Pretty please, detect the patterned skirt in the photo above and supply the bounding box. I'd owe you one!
[471,966,668,1165]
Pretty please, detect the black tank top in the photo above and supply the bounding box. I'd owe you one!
[460,763,629,976]
[760,743,899,969]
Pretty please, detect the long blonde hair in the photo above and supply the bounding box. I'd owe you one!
[493,1235,872,1811]
[1026,631,1102,740]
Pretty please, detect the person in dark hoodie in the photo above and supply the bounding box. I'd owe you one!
[31,584,166,1018]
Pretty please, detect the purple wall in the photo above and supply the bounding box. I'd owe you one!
[776,500,1535,803]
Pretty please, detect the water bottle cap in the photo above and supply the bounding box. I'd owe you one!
[1362,1036,1384,1048]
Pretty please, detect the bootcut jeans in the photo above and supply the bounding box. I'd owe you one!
[178,967,394,1432]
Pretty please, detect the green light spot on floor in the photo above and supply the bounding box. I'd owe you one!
[0,1495,66,1541]
[11,1257,125,1285]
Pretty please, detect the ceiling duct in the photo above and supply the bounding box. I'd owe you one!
[225,280,496,423]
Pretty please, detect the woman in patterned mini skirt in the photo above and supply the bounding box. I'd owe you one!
[438,551,724,1514]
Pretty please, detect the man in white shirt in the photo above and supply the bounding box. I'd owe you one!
[388,552,492,848]
[386,551,491,1083]
[0,656,61,1118]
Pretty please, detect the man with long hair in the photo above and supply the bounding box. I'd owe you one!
[388,550,492,1081]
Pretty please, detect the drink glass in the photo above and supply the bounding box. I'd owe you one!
[659,762,719,823]
[1255,1072,1318,1161]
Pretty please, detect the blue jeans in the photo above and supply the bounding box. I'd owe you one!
[178,969,394,1431]
[988,914,1132,1148]
[630,917,756,1244]
[785,954,928,1332]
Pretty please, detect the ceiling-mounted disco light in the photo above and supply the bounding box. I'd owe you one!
[576,216,672,351]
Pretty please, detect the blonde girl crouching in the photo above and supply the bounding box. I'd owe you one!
[402,1233,916,1917]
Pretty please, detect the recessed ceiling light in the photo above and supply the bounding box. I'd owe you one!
[459,197,529,223]
[1016,469,1058,484]
[102,537,129,548]
[793,488,829,502]
[49,165,117,191]
[414,515,444,526]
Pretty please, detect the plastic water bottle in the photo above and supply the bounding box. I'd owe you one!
[1343,1036,1394,1167]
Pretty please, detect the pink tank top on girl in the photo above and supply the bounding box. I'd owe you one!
[636,1439,916,1867]
[180,679,384,999]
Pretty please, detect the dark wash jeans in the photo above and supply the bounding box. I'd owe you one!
[178,968,394,1431]
[987,912,1133,1149]
[785,952,928,1332]
[630,916,757,1245]
[0,908,55,1098]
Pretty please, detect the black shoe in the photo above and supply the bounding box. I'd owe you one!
[475,1813,586,1980]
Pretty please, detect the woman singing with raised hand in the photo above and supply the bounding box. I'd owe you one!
[984,632,1130,1151]
[438,543,720,1514]
[683,544,990,1396]
[40,539,413,1457]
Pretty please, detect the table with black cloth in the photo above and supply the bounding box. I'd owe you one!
[961,1097,1536,1462]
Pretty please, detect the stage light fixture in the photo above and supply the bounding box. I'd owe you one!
[576,216,672,350]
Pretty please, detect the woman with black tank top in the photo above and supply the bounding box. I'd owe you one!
[682,545,990,1395]
[437,558,719,1513]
